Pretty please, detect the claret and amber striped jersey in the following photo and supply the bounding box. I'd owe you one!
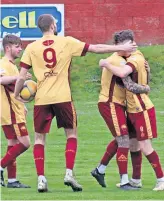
[99,52,127,106]
[0,57,25,126]
[20,35,89,105]
[126,50,154,113]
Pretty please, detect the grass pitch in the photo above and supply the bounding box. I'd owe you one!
[1,45,164,200]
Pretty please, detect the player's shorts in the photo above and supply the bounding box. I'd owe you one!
[127,107,157,141]
[2,123,29,140]
[98,102,128,137]
[34,101,77,133]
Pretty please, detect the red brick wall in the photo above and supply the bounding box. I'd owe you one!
[2,0,164,45]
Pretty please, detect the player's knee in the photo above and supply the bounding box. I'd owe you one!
[35,132,46,145]
[116,135,129,148]
[129,138,140,152]
[7,139,18,146]
[66,134,77,139]
[17,136,31,149]
[139,139,153,155]
[25,138,30,148]
[65,128,77,139]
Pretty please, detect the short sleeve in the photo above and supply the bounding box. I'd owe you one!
[67,36,89,57]
[20,45,32,69]
[0,66,7,76]
[126,56,138,72]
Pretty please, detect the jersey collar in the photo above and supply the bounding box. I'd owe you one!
[2,56,15,64]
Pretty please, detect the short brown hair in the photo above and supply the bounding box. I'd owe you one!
[37,14,54,33]
[2,34,22,49]
[113,30,134,44]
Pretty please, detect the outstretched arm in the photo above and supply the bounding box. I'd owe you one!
[99,59,133,78]
[88,41,137,54]
[122,76,150,94]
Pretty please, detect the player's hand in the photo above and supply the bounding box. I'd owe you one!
[145,60,150,73]
[99,59,109,68]
[15,95,29,103]
[144,85,150,93]
[120,41,138,52]
[25,72,32,80]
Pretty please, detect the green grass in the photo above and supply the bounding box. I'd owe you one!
[1,45,164,200]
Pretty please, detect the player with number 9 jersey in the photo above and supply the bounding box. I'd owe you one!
[20,35,88,105]
[19,14,89,193]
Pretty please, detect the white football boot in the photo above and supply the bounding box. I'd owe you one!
[64,174,82,192]
[153,181,164,191]
[38,175,48,193]
[116,178,142,188]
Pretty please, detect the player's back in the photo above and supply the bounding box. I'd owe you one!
[128,50,148,85]
[26,35,73,81]
[126,50,154,113]
[99,53,126,106]
[21,35,86,105]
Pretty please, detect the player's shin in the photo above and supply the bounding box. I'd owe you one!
[65,137,77,176]
[7,146,17,183]
[130,151,142,180]
[116,135,129,185]
[139,140,164,180]
[33,144,45,176]
[98,139,118,174]
[145,151,164,180]
[1,143,28,168]
[146,150,164,191]
[64,137,82,191]
[33,144,47,192]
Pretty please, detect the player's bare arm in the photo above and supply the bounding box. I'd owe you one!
[122,76,150,94]
[99,59,133,78]
[99,59,150,93]
[14,68,29,102]
[0,75,18,85]
[88,41,137,54]
[0,72,32,85]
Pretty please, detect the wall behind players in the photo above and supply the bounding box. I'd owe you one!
[1,0,164,45]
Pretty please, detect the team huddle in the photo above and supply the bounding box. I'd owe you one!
[0,14,164,192]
